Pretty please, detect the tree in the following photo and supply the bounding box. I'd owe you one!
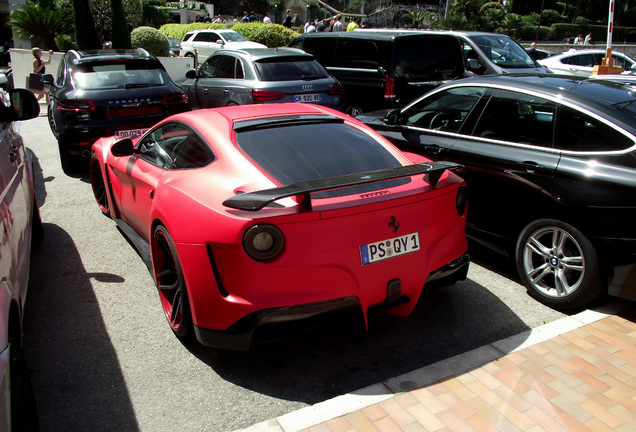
[8,1,74,50]
[403,11,438,29]
[73,0,100,49]
[110,0,131,48]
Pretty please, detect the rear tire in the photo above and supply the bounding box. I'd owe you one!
[515,219,605,309]
[152,225,193,339]
[58,139,78,174]
[10,344,40,432]
[89,153,110,217]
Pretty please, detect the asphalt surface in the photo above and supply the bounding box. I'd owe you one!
[20,110,575,431]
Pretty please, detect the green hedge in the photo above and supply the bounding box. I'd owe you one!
[131,26,170,57]
[158,22,298,48]
[517,25,553,41]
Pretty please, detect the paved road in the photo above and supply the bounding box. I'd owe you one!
[20,111,573,431]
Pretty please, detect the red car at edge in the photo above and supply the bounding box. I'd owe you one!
[89,103,469,350]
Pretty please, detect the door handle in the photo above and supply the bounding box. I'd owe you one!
[424,145,444,155]
[517,161,545,174]
[223,89,229,95]
[202,88,208,94]
[150,190,155,200]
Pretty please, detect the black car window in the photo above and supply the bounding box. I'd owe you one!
[292,37,337,66]
[612,54,633,69]
[472,89,556,148]
[563,53,596,67]
[236,121,405,197]
[334,39,379,69]
[216,55,236,78]
[72,60,167,90]
[254,58,328,81]
[199,56,220,78]
[404,86,486,133]
[193,32,210,42]
[137,123,215,169]
[555,105,633,152]
[394,36,463,81]
[236,58,245,79]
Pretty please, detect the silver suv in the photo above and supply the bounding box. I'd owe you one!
[179,29,266,65]
[0,76,42,431]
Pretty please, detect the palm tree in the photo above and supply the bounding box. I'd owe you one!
[403,11,438,29]
[8,1,74,50]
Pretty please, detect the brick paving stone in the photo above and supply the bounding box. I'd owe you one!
[571,369,612,393]
[406,402,445,431]
[437,391,476,419]
[583,417,618,432]
[327,417,354,432]
[410,387,448,414]
[362,405,387,422]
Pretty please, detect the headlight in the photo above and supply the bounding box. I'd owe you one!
[243,224,285,261]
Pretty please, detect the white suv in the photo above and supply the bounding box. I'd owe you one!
[179,29,266,64]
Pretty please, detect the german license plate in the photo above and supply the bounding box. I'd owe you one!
[115,128,148,138]
[360,232,420,265]
[294,93,322,103]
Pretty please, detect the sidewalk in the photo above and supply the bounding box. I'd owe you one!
[237,301,636,432]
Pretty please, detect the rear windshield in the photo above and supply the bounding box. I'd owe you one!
[254,58,329,81]
[393,36,463,81]
[73,60,168,90]
[236,121,406,196]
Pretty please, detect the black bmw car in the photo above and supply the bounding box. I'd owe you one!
[358,74,636,309]
[42,49,190,173]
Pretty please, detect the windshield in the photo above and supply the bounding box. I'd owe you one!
[73,61,167,90]
[255,58,329,81]
[222,32,248,42]
[470,34,537,68]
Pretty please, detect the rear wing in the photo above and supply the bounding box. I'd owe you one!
[223,161,462,211]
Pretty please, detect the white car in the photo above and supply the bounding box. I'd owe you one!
[179,29,266,65]
[538,48,636,76]
[0,74,42,431]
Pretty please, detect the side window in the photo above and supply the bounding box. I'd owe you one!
[335,40,378,69]
[403,87,486,133]
[56,58,67,87]
[137,123,202,169]
[199,56,219,78]
[472,89,556,147]
[208,32,221,43]
[193,32,207,42]
[216,55,235,78]
[298,37,337,67]
[235,58,244,79]
[555,105,633,152]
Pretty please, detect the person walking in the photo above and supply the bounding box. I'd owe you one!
[32,47,53,103]
[283,10,292,27]
[346,18,359,31]
[331,16,343,32]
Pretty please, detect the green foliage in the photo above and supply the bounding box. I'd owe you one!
[402,11,438,29]
[574,16,590,26]
[498,13,523,37]
[541,9,563,26]
[111,0,132,48]
[131,26,170,56]
[516,25,552,41]
[73,0,100,49]
[7,1,74,50]
[520,12,540,27]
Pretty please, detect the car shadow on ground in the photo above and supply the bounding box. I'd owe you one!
[23,223,139,432]
[185,278,536,405]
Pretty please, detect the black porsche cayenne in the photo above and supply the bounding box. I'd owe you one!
[42,49,189,173]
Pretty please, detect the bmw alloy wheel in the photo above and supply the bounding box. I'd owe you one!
[516,219,604,309]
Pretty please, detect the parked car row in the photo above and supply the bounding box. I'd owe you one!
[29,30,636,353]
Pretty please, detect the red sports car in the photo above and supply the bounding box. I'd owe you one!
[89,103,469,350]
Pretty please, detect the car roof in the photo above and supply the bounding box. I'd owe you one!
[67,48,156,63]
[213,47,313,60]
[187,29,239,34]
[553,48,629,57]
[297,30,451,41]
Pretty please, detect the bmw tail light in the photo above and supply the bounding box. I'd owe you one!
[456,185,467,217]
[384,75,396,101]
[252,89,285,102]
[163,92,188,105]
[243,224,285,261]
[57,99,96,112]
[328,84,344,95]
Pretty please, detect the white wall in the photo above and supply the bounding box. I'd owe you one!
[8,48,195,90]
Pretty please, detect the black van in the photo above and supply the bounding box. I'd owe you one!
[289,31,465,115]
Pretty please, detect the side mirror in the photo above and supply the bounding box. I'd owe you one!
[630,63,636,71]
[111,138,134,157]
[466,58,480,72]
[384,109,401,125]
[1,88,40,122]
[40,74,55,86]
[185,69,197,79]
[216,40,225,45]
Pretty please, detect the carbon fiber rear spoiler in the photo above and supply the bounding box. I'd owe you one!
[223,161,462,211]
